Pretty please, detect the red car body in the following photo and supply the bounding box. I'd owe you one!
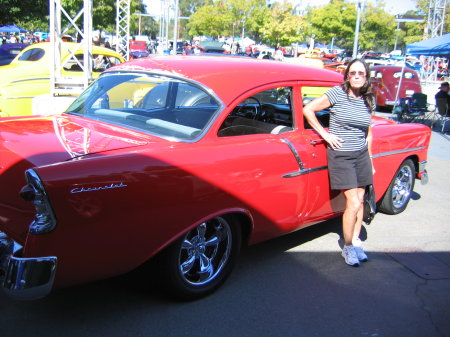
[370,65,422,109]
[0,56,431,300]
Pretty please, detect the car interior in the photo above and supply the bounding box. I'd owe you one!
[218,87,294,137]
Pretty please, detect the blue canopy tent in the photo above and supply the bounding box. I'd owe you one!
[0,25,27,33]
[406,33,450,56]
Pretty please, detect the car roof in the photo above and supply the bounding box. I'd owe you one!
[110,55,343,105]
[15,42,124,62]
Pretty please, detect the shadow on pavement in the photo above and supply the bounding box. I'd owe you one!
[1,217,449,337]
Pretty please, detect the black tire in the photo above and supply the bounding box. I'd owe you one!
[379,159,416,215]
[157,215,242,300]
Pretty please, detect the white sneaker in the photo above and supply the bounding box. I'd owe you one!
[342,245,360,267]
[354,246,368,262]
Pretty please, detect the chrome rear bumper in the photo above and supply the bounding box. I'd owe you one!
[0,233,57,300]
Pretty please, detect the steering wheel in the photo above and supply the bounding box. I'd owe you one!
[236,96,262,119]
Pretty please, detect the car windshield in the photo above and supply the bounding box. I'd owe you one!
[66,72,221,141]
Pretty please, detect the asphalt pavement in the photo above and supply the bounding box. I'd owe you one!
[1,120,449,337]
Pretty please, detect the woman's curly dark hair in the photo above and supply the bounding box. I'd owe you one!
[341,58,375,113]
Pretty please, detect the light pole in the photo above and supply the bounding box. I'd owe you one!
[352,0,364,59]
[172,0,179,55]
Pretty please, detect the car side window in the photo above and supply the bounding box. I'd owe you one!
[301,86,332,129]
[18,48,45,61]
[393,71,415,79]
[64,54,122,72]
[218,87,294,137]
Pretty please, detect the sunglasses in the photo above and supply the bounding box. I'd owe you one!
[349,71,366,77]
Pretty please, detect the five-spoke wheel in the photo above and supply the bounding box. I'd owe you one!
[158,215,241,300]
[379,159,416,214]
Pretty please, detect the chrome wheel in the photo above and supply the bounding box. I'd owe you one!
[391,164,414,209]
[179,217,232,286]
[157,215,242,299]
[379,159,415,215]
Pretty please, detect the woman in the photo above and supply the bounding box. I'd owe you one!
[303,59,375,267]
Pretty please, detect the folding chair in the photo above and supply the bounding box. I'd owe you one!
[400,93,430,123]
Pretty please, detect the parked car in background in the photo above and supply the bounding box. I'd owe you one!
[0,43,28,66]
[198,40,226,53]
[33,31,49,41]
[130,40,149,59]
[0,56,430,301]
[370,65,422,110]
[0,42,124,117]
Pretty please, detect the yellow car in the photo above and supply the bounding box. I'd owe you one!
[0,42,125,117]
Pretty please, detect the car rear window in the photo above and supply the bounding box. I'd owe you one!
[66,72,221,141]
[18,48,45,61]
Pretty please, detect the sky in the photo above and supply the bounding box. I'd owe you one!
[143,0,418,16]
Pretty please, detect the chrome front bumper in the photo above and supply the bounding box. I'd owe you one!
[418,161,429,185]
[0,233,57,300]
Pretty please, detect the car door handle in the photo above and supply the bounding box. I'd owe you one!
[310,138,325,145]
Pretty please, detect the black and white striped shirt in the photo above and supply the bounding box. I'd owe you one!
[325,86,373,151]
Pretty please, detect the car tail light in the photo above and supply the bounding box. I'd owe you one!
[21,169,57,235]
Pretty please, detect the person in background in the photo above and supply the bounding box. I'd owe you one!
[435,81,450,107]
[303,58,375,267]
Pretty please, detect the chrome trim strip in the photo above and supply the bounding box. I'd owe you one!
[1,96,36,100]
[281,138,305,169]
[283,165,328,178]
[10,77,50,84]
[281,138,327,178]
[371,146,426,159]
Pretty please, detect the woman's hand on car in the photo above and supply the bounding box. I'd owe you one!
[324,133,343,149]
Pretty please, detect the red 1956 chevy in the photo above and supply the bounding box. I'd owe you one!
[0,56,430,300]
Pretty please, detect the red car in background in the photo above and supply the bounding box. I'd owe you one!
[130,40,149,59]
[370,65,422,110]
[0,56,430,301]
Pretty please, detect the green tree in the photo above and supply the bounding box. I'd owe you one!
[187,2,230,38]
[359,2,396,51]
[187,0,289,43]
[306,0,396,52]
[306,0,357,50]
[0,0,48,31]
[259,2,306,46]
[0,0,146,34]
[62,0,145,35]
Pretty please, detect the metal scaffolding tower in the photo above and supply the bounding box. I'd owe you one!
[426,0,447,39]
[116,0,131,61]
[420,0,448,81]
[49,0,93,95]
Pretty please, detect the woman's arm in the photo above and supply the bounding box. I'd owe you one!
[303,95,343,149]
